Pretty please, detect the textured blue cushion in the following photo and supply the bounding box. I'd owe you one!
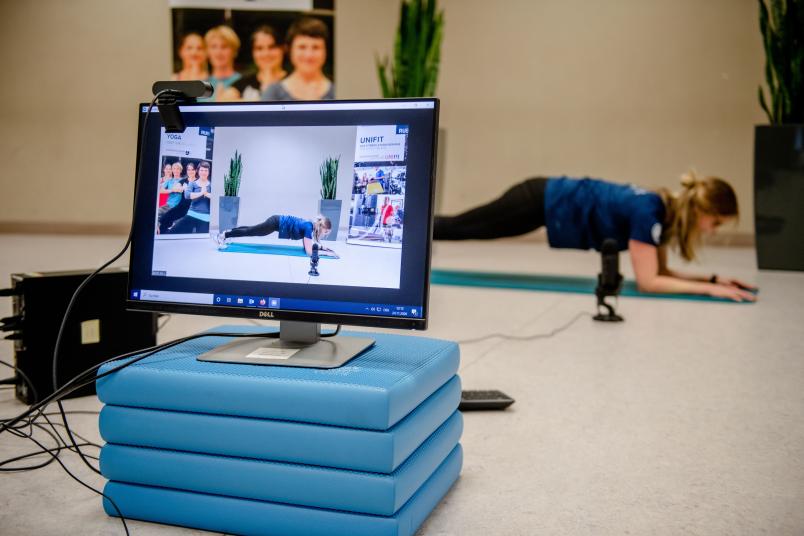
[100,411,461,516]
[104,444,462,536]
[96,327,459,430]
[99,375,460,473]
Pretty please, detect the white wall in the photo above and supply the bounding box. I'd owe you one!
[210,126,356,232]
[0,0,171,227]
[0,0,766,235]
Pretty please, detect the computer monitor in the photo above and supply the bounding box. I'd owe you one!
[127,99,439,367]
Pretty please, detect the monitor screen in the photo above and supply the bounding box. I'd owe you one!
[127,99,439,330]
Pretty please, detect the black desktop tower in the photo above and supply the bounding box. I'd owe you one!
[3,268,158,404]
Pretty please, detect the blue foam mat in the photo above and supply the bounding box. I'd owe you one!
[96,326,459,430]
[104,444,463,536]
[99,376,461,473]
[221,242,335,258]
[101,411,462,516]
[431,268,755,303]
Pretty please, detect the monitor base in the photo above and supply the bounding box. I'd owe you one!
[197,321,374,369]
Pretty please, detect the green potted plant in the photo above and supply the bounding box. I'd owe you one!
[375,0,446,210]
[219,151,242,232]
[375,0,444,98]
[318,155,341,241]
[754,0,804,271]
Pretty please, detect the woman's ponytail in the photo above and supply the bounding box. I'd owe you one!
[659,170,738,262]
[312,215,332,243]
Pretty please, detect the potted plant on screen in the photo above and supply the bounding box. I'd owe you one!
[754,0,804,271]
[318,155,341,241]
[375,0,446,210]
[220,151,242,232]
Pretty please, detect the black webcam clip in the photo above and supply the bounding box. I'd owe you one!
[151,80,214,133]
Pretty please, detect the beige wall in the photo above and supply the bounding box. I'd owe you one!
[1,0,765,234]
[0,0,171,228]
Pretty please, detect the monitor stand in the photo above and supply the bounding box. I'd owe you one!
[197,321,375,369]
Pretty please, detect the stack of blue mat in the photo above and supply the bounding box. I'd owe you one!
[96,326,462,536]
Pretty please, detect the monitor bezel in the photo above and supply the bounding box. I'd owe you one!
[126,97,439,331]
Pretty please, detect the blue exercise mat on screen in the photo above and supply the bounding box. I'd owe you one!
[99,375,460,473]
[100,411,461,516]
[103,444,462,536]
[431,268,754,303]
[221,242,334,258]
[96,326,460,430]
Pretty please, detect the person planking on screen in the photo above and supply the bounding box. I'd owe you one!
[434,171,757,302]
[214,215,339,258]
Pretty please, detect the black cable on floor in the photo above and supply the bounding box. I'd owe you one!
[455,311,591,345]
[12,427,130,536]
[0,358,38,404]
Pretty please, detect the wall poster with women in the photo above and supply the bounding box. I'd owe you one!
[169,0,335,102]
[155,127,215,239]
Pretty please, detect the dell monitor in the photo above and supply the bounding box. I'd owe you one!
[127,98,439,367]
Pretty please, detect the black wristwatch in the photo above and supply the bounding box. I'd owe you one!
[709,274,718,284]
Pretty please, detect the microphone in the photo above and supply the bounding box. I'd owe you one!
[598,239,623,295]
[308,243,320,277]
[594,238,624,322]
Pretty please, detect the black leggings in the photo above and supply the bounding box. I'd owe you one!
[433,178,547,240]
[225,215,280,238]
[169,215,209,234]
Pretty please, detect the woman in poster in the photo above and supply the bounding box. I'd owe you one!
[204,26,242,100]
[171,32,208,81]
[157,163,174,207]
[225,26,287,101]
[262,17,334,101]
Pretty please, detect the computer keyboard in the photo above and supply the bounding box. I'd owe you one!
[458,389,515,411]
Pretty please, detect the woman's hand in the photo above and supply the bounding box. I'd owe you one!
[708,284,757,302]
[715,276,757,291]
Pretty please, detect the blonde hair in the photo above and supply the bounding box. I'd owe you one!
[205,26,241,54]
[657,170,738,261]
[312,215,332,243]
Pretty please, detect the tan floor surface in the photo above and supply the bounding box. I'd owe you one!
[1,235,802,535]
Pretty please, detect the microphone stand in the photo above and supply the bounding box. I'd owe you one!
[594,285,624,322]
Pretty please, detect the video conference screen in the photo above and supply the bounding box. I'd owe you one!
[128,100,438,328]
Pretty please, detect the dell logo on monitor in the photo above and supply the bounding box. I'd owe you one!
[258,311,275,318]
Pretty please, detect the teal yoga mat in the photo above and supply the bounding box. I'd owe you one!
[430,269,754,303]
[221,242,334,259]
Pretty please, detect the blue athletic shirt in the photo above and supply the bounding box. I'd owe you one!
[545,177,666,251]
[163,178,182,208]
[278,215,314,240]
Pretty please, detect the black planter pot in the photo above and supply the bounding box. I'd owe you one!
[754,125,804,271]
